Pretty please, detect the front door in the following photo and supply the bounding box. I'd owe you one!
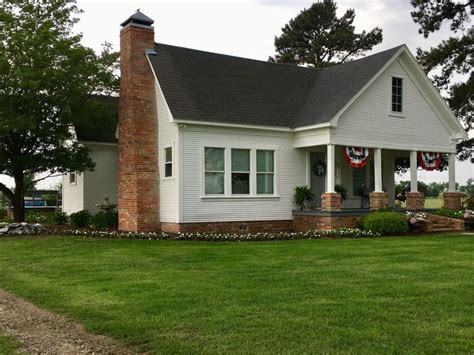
[310,152,326,208]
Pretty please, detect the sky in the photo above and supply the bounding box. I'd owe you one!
[1,0,472,188]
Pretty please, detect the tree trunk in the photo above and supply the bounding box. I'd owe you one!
[13,175,25,222]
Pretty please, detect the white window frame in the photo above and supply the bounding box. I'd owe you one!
[388,72,406,117]
[164,146,173,179]
[201,145,279,199]
[231,148,251,195]
[68,172,77,185]
[203,146,226,196]
[256,149,275,196]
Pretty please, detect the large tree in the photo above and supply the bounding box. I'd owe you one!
[411,0,473,162]
[0,1,119,221]
[269,0,383,67]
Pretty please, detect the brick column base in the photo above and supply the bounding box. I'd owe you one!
[406,192,425,210]
[322,193,342,211]
[369,192,389,210]
[443,192,462,210]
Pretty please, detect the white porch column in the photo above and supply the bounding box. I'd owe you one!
[410,150,418,192]
[448,153,456,192]
[326,144,335,193]
[374,148,383,192]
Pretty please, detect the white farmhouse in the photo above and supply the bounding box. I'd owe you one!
[63,11,467,233]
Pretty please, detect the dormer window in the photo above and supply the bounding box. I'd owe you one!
[391,76,403,113]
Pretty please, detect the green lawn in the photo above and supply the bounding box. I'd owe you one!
[0,235,472,353]
[0,334,20,354]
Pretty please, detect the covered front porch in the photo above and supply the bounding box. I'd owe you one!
[301,144,461,211]
[292,143,463,231]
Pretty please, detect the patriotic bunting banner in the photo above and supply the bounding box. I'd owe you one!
[343,146,370,169]
[418,152,442,171]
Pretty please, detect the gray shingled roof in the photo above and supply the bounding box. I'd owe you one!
[149,43,403,128]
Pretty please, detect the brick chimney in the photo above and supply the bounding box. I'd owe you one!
[118,11,160,232]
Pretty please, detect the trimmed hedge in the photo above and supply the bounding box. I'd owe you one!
[70,210,91,228]
[361,211,409,235]
[91,211,118,229]
[432,208,462,219]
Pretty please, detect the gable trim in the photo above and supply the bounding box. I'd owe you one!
[400,49,467,139]
[330,46,405,126]
[330,45,467,140]
[173,119,294,132]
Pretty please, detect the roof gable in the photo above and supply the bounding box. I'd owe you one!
[148,44,403,129]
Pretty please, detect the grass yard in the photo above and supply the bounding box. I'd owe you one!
[0,235,472,353]
[0,334,20,354]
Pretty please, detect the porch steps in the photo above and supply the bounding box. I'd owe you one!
[424,213,464,233]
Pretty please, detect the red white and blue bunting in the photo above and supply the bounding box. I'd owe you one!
[418,152,442,171]
[343,146,370,169]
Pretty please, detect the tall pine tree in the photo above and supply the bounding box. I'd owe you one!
[411,0,473,162]
[269,0,383,68]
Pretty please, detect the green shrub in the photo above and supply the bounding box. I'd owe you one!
[52,211,68,225]
[462,193,474,209]
[91,211,118,229]
[0,208,7,221]
[433,208,462,219]
[70,210,91,228]
[361,211,409,235]
[25,211,53,224]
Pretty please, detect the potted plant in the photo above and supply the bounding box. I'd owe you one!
[294,186,314,210]
[335,184,348,201]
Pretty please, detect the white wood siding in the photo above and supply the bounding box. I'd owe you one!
[181,126,306,223]
[331,57,455,153]
[156,81,179,222]
[83,143,118,214]
[62,172,84,214]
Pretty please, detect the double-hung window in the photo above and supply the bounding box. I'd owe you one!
[256,150,274,194]
[164,147,173,177]
[204,147,276,197]
[391,76,403,113]
[231,149,250,194]
[204,147,225,195]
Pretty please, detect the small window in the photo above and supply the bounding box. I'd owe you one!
[205,147,225,195]
[69,172,77,185]
[164,147,173,177]
[231,149,250,194]
[257,150,274,194]
[391,77,403,113]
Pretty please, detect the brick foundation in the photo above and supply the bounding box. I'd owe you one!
[406,192,425,210]
[369,192,389,210]
[161,220,294,234]
[443,192,462,210]
[118,17,160,232]
[293,214,361,231]
[321,193,342,211]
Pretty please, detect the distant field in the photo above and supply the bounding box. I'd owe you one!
[425,197,443,209]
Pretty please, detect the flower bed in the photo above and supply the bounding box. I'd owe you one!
[55,227,381,241]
